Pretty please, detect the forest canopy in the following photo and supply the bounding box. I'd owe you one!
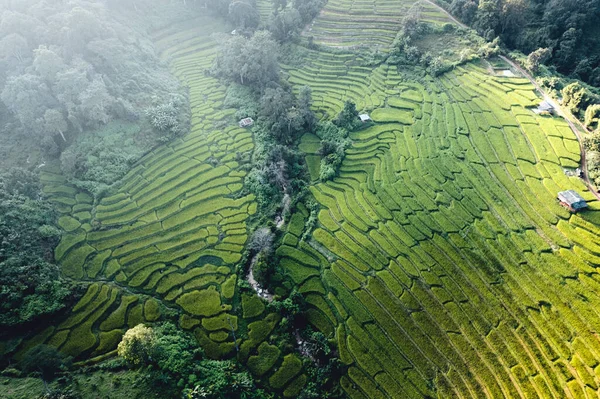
[443,0,600,86]
[0,0,189,185]
[0,168,69,330]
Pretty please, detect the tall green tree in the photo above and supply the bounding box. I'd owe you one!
[0,168,68,329]
[212,31,280,91]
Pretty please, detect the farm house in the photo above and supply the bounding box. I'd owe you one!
[359,113,371,122]
[239,117,254,128]
[558,190,588,212]
[533,100,554,115]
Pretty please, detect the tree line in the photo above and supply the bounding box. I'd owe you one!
[440,0,600,87]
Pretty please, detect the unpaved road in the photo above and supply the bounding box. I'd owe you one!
[498,55,600,201]
[424,0,599,200]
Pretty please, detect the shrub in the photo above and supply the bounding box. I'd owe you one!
[20,345,72,379]
[117,324,155,366]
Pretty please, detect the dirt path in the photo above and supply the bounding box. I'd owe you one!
[422,0,468,29]
[423,0,600,200]
[498,55,600,201]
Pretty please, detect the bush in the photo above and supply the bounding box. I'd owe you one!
[117,324,156,366]
[20,345,72,379]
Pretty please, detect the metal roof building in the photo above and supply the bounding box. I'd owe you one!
[239,117,254,128]
[558,190,588,212]
[534,100,554,115]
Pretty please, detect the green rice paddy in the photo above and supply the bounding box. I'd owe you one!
[306,0,454,48]
[282,58,600,397]
[16,8,600,399]
[19,15,306,396]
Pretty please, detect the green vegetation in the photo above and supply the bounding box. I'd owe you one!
[6,1,600,399]
[0,0,189,184]
[442,0,600,87]
[0,168,70,329]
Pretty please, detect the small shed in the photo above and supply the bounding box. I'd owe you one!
[558,190,588,212]
[359,114,371,123]
[239,117,254,128]
[499,69,515,77]
[534,100,554,115]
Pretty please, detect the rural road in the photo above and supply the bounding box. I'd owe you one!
[498,55,600,201]
[423,0,600,201]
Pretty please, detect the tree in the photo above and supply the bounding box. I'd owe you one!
[118,324,156,365]
[1,73,55,132]
[297,85,316,132]
[44,109,68,142]
[0,33,30,71]
[185,360,260,399]
[32,45,65,82]
[268,8,302,42]
[293,0,324,23]
[428,56,450,76]
[249,227,274,253]
[526,47,552,73]
[0,168,67,329]
[152,323,197,375]
[562,82,590,116]
[228,0,260,30]
[584,104,600,131]
[334,100,360,131]
[78,77,113,127]
[259,86,294,138]
[473,0,501,36]
[499,0,527,37]
[20,345,71,380]
[212,31,280,91]
[0,10,41,44]
[554,28,581,72]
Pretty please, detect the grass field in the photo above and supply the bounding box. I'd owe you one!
[17,8,600,399]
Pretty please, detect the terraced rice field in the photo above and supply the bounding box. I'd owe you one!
[306,0,454,48]
[18,8,600,399]
[17,16,307,397]
[282,60,600,398]
[284,49,401,118]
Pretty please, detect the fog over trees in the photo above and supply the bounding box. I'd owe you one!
[0,0,188,181]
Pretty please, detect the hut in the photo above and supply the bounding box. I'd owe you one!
[239,117,254,128]
[534,100,554,115]
[359,114,371,123]
[558,190,588,212]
